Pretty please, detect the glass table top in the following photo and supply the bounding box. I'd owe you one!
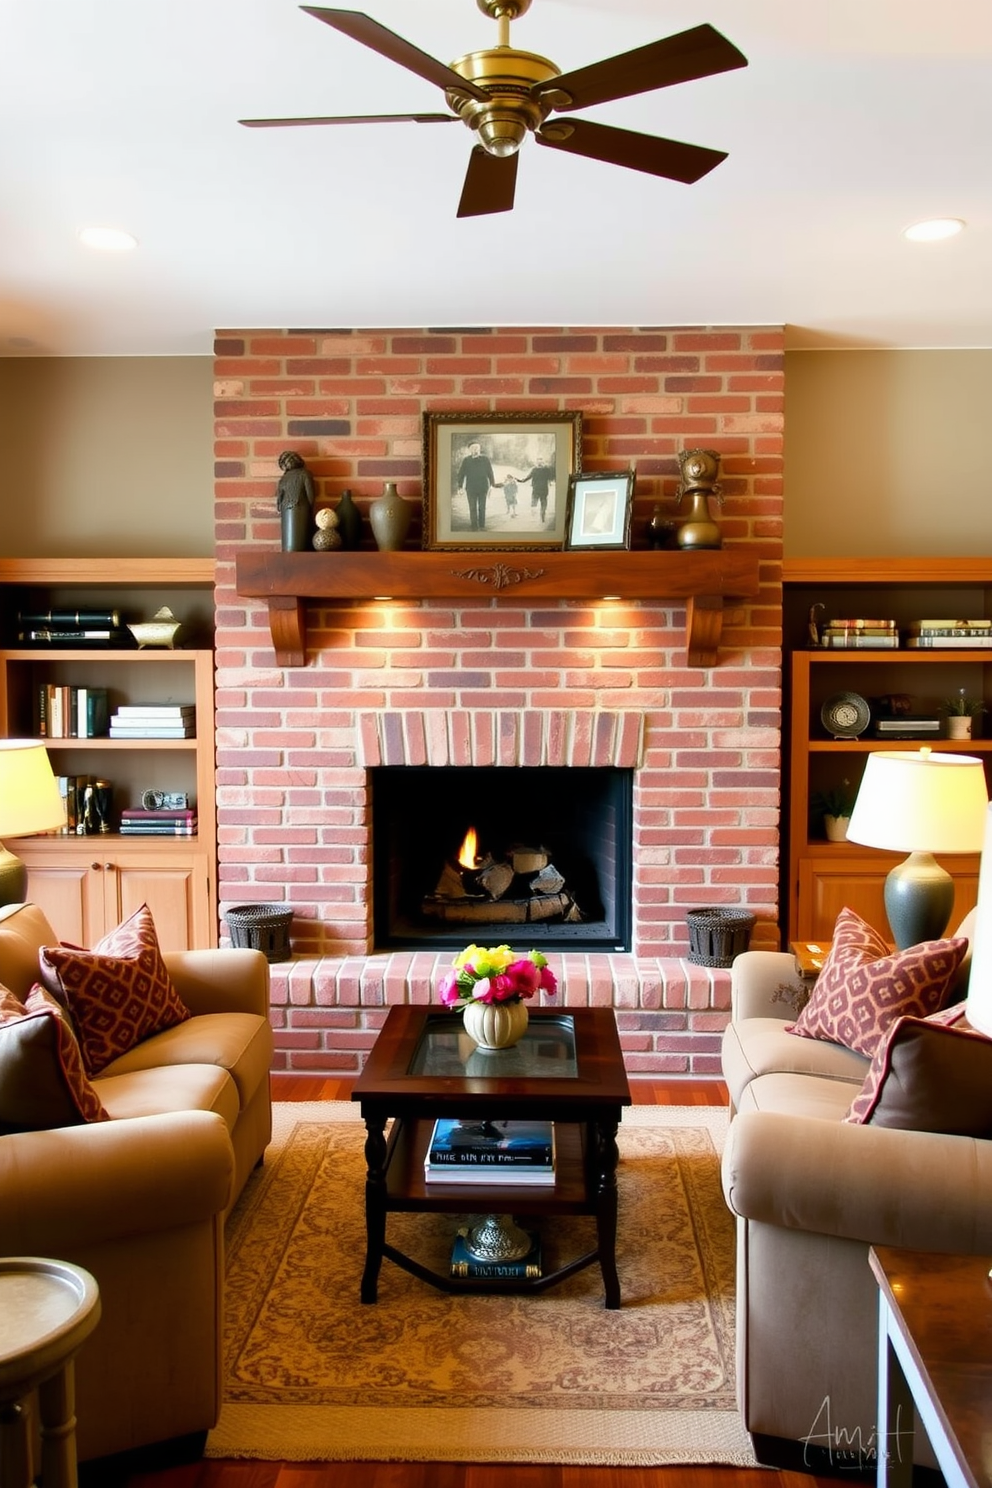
[408,1013,578,1079]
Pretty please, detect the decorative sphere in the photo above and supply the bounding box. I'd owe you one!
[312,528,343,551]
[315,507,340,530]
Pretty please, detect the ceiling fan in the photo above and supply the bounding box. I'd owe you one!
[240,0,747,218]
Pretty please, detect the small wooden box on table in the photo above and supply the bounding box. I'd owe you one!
[352,1006,632,1308]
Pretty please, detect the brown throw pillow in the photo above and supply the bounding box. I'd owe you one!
[786,905,967,1059]
[39,902,190,1077]
[845,1004,992,1132]
[0,983,109,1132]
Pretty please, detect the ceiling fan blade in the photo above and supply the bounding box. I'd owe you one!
[301,7,488,102]
[536,117,726,184]
[536,23,746,113]
[240,112,456,128]
[456,146,519,219]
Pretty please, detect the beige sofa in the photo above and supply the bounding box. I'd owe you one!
[720,909,992,1470]
[0,902,274,1463]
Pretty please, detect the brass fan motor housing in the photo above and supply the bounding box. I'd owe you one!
[446,47,562,156]
[476,0,534,18]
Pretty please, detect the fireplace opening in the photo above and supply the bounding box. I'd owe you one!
[371,765,633,952]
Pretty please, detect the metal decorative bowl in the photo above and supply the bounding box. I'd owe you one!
[127,606,181,649]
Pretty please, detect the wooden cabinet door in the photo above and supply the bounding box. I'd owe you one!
[111,856,209,952]
[19,857,108,945]
[797,853,980,943]
[15,842,211,951]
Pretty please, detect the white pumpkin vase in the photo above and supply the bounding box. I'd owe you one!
[462,998,529,1051]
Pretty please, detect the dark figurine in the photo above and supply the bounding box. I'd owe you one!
[275,450,315,553]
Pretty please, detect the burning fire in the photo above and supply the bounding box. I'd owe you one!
[458,826,480,870]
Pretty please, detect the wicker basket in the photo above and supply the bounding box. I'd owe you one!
[225,903,294,962]
[685,907,755,968]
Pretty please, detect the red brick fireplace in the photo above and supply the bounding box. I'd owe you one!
[213,325,783,1076]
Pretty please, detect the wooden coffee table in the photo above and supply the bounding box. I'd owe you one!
[352,1006,632,1307]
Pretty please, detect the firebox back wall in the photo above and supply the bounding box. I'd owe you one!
[214,325,784,1075]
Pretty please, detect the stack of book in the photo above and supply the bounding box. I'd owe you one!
[423,1118,555,1186]
[37,685,108,738]
[120,807,197,836]
[17,608,128,646]
[905,619,992,648]
[819,618,899,649]
[108,704,196,738]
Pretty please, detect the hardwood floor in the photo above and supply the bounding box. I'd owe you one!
[102,1076,863,1488]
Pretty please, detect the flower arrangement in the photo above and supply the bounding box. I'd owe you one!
[438,944,557,1007]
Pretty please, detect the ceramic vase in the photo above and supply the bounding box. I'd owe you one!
[462,998,529,1051]
[369,481,412,551]
[333,489,363,550]
[823,814,851,842]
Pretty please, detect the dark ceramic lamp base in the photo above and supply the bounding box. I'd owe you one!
[883,850,956,950]
[0,846,27,909]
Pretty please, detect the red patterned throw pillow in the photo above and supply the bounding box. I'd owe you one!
[846,1003,992,1132]
[38,903,190,1077]
[0,982,109,1131]
[786,906,967,1059]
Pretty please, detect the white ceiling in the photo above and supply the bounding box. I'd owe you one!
[1,0,990,357]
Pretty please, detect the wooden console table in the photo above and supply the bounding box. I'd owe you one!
[871,1244,992,1488]
[235,548,762,668]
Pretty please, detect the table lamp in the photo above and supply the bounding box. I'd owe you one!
[846,748,989,949]
[0,740,66,907]
[964,802,992,1036]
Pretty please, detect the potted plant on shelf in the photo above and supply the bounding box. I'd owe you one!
[811,780,857,842]
[943,689,985,740]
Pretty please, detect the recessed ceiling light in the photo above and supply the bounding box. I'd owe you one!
[78,226,138,252]
[903,218,966,243]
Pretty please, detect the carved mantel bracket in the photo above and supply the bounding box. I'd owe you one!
[234,548,762,668]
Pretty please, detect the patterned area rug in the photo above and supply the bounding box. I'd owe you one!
[206,1102,756,1465]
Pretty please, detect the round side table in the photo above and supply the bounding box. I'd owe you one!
[0,1258,101,1488]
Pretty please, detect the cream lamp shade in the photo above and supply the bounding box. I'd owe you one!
[846,748,989,949]
[0,740,66,907]
[965,802,992,1036]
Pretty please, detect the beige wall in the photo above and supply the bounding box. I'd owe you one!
[784,349,992,557]
[1,349,989,560]
[0,358,214,557]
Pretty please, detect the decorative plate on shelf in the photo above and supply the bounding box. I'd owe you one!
[821,692,871,739]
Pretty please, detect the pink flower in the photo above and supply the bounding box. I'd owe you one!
[499,960,541,1000]
[470,977,493,1002]
[437,969,462,1007]
[538,965,558,996]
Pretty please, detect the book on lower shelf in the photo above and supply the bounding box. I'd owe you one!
[426,1118,555,1167]
[450,1228,542,1280]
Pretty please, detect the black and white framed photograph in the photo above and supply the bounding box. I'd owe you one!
[422,411,583,551]
[565,469,635,550]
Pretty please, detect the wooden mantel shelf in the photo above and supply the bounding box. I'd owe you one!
[235,547,761,668]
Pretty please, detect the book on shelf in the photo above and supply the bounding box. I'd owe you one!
[907,619,992,631]
[819,632,899,649]
[18,627,130,645]
[120,808,197,823]
[450,1229,542,1280]
[119,824,197,836]
[113,704,196,718]
[37,685,109,738]
[426,1118,555,1167]
[823,618,898,630]
[109,723,196,738]
[905,636,992,649]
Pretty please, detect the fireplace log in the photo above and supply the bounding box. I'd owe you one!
[422,890,577,924]
[476,860,515,900]
[530,863,565,895]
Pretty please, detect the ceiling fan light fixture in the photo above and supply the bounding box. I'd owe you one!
[903,218,966,243]
[476,112,528,157]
